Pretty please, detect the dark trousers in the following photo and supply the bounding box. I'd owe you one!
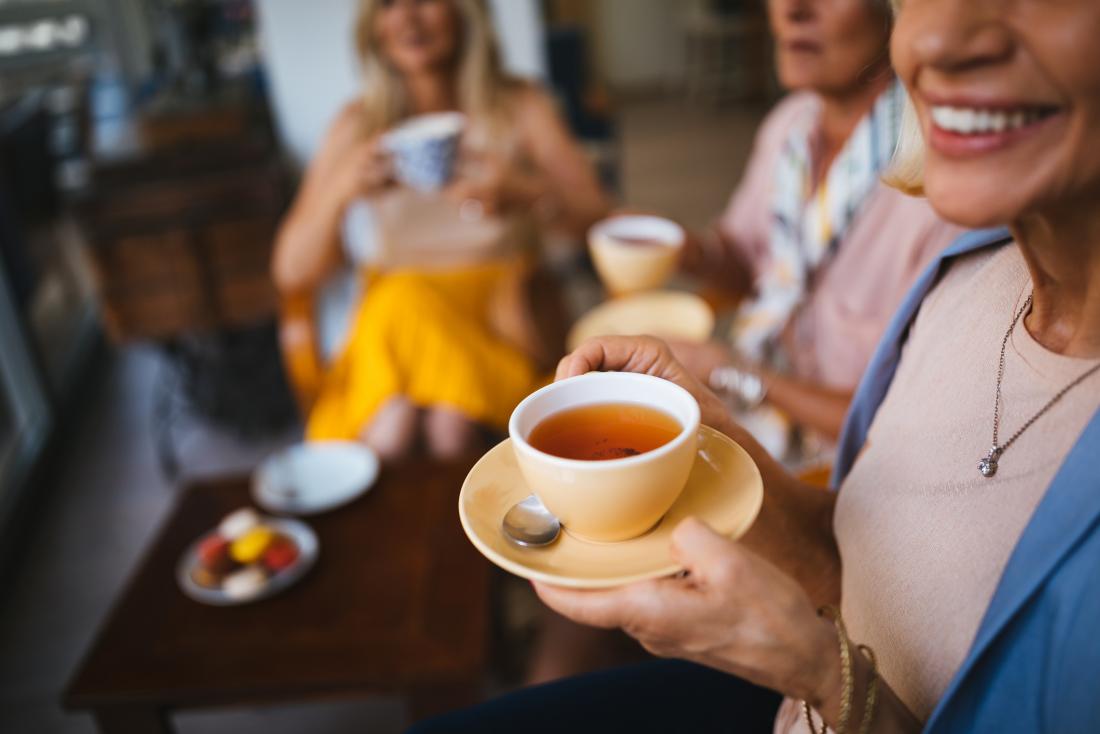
[407,659,782,733]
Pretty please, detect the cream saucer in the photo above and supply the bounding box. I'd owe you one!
[458,425,763,589]
[567,290,715,351]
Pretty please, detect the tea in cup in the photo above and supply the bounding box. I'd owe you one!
[588,215,686,295]
[509,372,701,542]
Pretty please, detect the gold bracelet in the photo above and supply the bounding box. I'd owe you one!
[803,605,852,734]
[802,607,881,734]
[802,700,826,734]
[857,644,879,734]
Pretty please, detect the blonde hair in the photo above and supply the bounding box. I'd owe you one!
[354,0,516,137]
[881,0,926,195]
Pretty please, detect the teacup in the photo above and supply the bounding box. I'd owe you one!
[382,112,466,192]
[588,215,686,295]
[509,372,701,542]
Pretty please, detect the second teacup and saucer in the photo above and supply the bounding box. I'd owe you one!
[458,372,763,589]
[569,214,716,349]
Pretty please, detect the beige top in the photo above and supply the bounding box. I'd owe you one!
[358,118,539,270]
[775,244,1100,732]
[367,188,537,268]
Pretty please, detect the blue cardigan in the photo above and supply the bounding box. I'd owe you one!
[832,228,1100,732]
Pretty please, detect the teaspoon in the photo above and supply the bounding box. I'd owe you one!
[502,494,561,547]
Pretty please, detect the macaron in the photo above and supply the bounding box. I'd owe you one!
[229,526,275,564]
[197,535,234,574]
[218,508,262,540]
[262,537,300,572]
[222,566,267,600]
[190,566,221,589]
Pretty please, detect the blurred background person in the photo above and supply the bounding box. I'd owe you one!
[272,0,609,462]
[672,0,963,467]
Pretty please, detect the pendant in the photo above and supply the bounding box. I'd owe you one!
[978,446,1003,478]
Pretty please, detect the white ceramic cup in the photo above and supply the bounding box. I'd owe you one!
[588,215,686,295]
[382,112,466,192]
[509,372,701,542]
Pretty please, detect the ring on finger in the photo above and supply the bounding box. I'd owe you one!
[459,198,485,222]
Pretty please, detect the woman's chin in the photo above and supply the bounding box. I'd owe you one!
[923,178,1027,231]
[389,50,451,76]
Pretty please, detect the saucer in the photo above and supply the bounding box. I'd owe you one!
[567,290,715,351]
[252,442,380,516]
[458,425,763,588]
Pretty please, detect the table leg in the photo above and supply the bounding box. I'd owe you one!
[152,351,180,481]
[92,705,175,734]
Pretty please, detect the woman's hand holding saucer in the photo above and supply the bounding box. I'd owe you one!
[533,517,843,719]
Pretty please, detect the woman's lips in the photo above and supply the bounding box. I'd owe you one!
[926,103,1063,157]
[399,33,431,48]
[784,40,822,54]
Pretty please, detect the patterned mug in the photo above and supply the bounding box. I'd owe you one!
[382,112,466,193]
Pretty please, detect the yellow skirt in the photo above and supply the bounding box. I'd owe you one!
[306,263,541,441]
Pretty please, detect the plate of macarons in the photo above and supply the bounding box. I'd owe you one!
[176,507,319,606]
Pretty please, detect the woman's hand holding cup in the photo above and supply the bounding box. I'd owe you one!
[561,336,780,476]
[556,335,730,430]
[333,134,393,208]
[446,149,544,221]
[542,336,848,719]
[664,338,736,386]
[445,151,509,220]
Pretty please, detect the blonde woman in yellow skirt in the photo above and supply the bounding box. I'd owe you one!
[272,0,608,461]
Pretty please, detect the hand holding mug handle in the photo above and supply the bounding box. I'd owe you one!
[359,136,394,194]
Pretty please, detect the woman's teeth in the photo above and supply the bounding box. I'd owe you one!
[930,106,1053,135]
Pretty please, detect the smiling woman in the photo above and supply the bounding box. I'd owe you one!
[893,0,1100,242]
[272,0,609,463]
[891,0,1100,358]
[408,1,1100,733]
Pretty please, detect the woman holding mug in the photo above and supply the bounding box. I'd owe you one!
[273,0,608,461]
[411,0,1100,730]
[670,0,963,456]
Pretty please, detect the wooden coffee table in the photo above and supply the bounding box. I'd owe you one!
[63,459,490,733]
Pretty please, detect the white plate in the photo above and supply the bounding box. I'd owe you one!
[176,517,319,606]
[252,442,380,516]
[568,290,715,351]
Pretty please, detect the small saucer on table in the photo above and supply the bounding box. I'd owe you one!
[252,441,380,516]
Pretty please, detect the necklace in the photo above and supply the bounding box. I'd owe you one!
[979,293,1100,478]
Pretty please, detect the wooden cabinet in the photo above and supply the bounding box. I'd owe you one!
[76,137,290,342]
